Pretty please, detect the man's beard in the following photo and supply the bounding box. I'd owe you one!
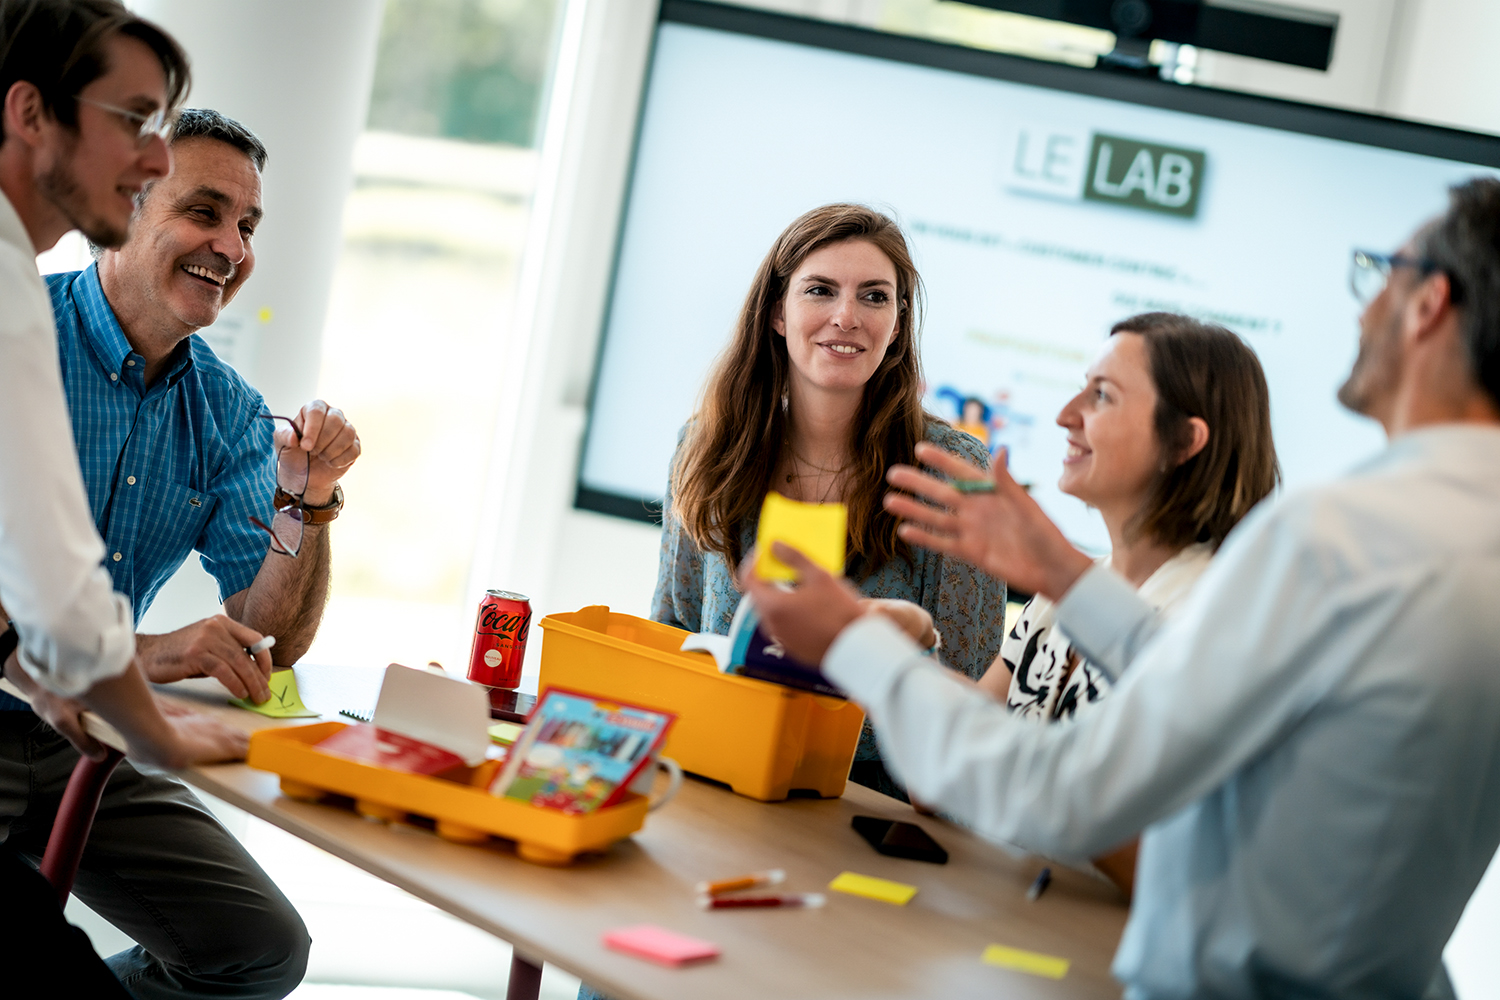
[1337,313,1401,417]
[37,157,130,249]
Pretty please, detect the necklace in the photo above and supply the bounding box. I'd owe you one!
[785,449,848,503]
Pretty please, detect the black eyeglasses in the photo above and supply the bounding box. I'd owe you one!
[250,415,309,557]
[1349,249,1462,306]
[75,97,174,147]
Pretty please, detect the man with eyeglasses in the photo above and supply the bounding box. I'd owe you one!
[0,0,298,995]
[743,177,1500,1000]
[5,107,362,996]
[32,106,360,705]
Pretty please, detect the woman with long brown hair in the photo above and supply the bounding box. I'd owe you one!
[654,203,1007,797]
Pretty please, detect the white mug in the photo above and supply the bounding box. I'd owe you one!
[629,755,683,811]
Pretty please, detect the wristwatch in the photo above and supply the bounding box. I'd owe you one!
[274,482,344,524]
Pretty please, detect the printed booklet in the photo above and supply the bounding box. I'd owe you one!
[488,688,675,814]
[680,595,845,698]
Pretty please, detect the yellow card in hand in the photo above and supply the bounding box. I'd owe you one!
[981,944,1070,980]
[229,668,319,718]
[754,492,846,582]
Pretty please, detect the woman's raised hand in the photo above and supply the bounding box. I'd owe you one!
[883,442,1093,602]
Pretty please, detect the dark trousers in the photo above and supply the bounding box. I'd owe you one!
[0,712,310,1000]
[0,846,133,998]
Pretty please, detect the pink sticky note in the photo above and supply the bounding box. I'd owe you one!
[603,924,720,967]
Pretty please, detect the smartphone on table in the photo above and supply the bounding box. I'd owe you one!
[851,815,948,864]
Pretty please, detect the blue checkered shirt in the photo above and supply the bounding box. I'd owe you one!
[3,266,276,709]
[0,265,278,712]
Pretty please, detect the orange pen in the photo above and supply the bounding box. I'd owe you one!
[695,868,786,896]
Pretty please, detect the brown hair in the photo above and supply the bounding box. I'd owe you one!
[1112,312,1280,549]
[670,204,927,574]
[0,0,190,142]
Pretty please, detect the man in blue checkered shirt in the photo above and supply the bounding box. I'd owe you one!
[0,109,363,999]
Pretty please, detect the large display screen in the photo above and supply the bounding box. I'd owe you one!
[576,1,1500,550]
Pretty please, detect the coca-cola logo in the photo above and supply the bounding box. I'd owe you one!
[478,606,532,638]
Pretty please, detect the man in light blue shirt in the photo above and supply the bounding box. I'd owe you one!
[745,178,1500,999]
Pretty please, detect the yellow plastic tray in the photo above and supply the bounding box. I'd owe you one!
[538,606,864,801]
[247,722,650,865]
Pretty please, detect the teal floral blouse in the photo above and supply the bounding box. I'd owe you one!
[650,419,1008,761]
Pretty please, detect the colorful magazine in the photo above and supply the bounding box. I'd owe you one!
[488,688,675,814]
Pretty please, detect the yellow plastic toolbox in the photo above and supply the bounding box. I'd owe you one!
[537,606,864,802]
[247,721,650,865]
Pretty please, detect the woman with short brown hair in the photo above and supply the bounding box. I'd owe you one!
[977,311,1278,894]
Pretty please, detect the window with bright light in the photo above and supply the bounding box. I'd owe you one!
[301,0,562,673]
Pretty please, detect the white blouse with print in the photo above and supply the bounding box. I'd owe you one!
[1002,543,1214,722]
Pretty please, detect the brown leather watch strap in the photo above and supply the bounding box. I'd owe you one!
[275,483,343,524]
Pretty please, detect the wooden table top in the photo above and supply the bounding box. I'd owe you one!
[16,665,1131,999]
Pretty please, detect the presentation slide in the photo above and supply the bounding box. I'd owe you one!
[579,18,1498,551]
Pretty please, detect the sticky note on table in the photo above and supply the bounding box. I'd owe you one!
[828,871,918,905]
[603,924,720,967]
[754,492,846,582]
[981,944,1070,979]
[487,721,523,745]
[229,669,319,718]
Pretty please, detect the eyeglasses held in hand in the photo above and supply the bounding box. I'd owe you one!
[250,415,309,558]
[75,97,174,147]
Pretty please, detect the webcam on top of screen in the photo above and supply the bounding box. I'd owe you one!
[955,0,1338,74]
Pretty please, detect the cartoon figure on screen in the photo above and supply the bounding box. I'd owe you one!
[986,389,1035,456]
[932,385,1036,459]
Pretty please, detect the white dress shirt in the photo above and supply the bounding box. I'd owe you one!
[0,192,135,696]
[825,425,1500,999]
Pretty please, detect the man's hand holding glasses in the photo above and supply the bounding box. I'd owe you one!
[252,400,361,557]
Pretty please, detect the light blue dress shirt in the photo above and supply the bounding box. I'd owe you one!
[824,425,1500,999]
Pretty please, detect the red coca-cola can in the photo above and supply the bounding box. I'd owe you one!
[467,589,532,689]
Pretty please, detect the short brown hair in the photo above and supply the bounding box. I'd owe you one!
[1113,312,1281,549]
[0,0,189,141]
[671,203,927,574]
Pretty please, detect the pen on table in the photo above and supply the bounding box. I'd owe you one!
[1027,867,1052,902]
[697,893,824,910]
[247,635,276,656]
[695,868,786,896]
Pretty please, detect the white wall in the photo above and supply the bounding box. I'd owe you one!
[130,0,385,414]
[127,0,385,633]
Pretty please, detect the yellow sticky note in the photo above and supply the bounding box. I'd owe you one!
[488,722,523,745]
[828,871,918,905]
[754,492,846,582]
[229,669,319,718]
[981,944,1070,980]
